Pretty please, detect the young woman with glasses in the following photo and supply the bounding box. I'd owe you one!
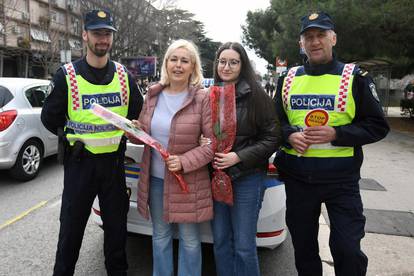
[211,42,281,276]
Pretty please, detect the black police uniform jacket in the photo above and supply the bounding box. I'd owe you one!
[224,80,281,180]
[41,57,143,137]
[274,58,390,184]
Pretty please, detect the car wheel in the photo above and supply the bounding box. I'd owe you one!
[10,140,43,181]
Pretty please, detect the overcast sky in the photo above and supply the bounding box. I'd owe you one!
[172,0,272,75]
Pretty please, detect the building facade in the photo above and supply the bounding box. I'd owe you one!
[0,0,83,78]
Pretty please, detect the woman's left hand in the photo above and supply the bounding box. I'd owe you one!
[199,134,212,146]
[166,155,183,172]
[214,152,240,170]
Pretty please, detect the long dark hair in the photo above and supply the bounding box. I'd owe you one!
[213,42,273,126]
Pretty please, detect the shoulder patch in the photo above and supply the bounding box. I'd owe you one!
[47,81,55,96]
[369,82,380,102]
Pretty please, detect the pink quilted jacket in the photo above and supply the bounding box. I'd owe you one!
[137,83,214,223]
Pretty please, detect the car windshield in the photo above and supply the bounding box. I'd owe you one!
[0,86,13,108]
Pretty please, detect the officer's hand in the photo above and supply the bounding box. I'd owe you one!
[214,152,241,170]
[166,155,183,172]
[126,120,146,144]
[303,126,336,144]
[125,132,141,144]
[131,120,143,129]
[288,132,309,154]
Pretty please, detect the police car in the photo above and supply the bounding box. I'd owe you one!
[91,142,287,249]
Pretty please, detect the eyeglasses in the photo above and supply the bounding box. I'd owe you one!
[217,58,241,69]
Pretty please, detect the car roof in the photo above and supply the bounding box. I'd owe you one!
[0,78,50,109]
[0,78,50,92]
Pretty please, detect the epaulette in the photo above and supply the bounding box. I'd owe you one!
[356,68,369,77]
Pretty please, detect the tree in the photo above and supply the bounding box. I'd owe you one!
[78,1,220,78]
[242,0,414,77]
[198,37,221,77]
[155,9,220,77]
[80,0,170,60]
[31,14,63,78]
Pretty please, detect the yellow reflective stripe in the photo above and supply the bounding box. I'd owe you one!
[283,147,354,157]
[308,143,350,150]
[66,120,117,133]
[67,136,122,147]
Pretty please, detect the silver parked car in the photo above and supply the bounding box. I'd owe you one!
[0,78,58,181]
[92,142,287,249]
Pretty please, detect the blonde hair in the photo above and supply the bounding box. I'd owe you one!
[159,39,203,87]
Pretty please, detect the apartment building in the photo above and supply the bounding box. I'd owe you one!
[0,0,83,78]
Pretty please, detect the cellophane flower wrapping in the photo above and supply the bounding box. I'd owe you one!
[90,103,189,193]
[210,83,237,205]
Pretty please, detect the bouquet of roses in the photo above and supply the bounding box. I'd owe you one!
[209,83,237,205]
[90,103,189,193]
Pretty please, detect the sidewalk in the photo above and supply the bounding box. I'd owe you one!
[319,212,414,276]
[386,106,403,117]
[385,106,414,135]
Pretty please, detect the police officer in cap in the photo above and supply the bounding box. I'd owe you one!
[273,11,389,276]
[41,9,143,276]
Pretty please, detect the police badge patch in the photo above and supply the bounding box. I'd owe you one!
[97,11,107,18]
[309,13,319,20]
[369,83,380,102]
[47,81,55,96]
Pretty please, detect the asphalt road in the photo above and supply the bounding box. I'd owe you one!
[0,156,297,276]
[1,128,413,275]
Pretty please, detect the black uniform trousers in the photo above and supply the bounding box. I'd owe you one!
[53,149,129,276]
[284,177,368,276]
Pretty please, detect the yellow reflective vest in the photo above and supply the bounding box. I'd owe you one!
[282,64,356,158]
[64,61,130,154]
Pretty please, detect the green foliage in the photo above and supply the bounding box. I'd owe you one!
[242,0,414,76]
[79,1,220,78]
[158,9,220,78]
[198,37,221,78]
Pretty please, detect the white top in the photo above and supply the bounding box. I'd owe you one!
[150,90,188,179]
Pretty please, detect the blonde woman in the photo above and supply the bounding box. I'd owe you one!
[128,39,213,276]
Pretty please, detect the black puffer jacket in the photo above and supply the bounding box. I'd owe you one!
[225,80,281,180]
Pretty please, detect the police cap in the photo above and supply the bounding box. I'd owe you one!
[300,11,334,34]
[84,9,117,32]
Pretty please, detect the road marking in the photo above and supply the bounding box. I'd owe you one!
[0,201,47,230]
[48,199,61,209]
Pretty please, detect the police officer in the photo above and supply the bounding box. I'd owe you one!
[274,12,389,276]
[41,9,143,276]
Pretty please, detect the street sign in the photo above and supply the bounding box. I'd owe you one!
[275,56,287,74]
